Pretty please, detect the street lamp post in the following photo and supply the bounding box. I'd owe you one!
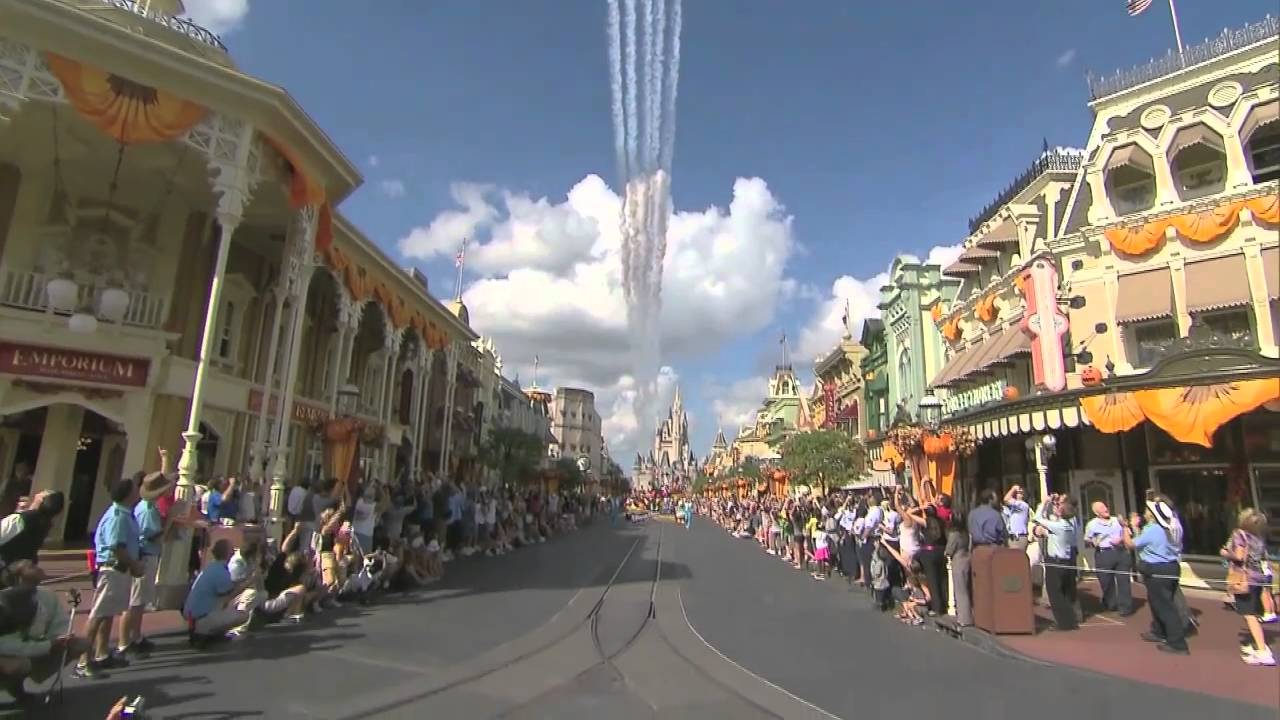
[1024,434,1058,503]
[917,391,942,431]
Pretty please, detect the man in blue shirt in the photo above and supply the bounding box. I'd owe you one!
[1126,499,1189,654]
[1084,500,1133,615]
[77,477,143,679]
[968,489,1008,547]
[184,539,252,644]
[1002,485,1031,550]
[118,468,174,660]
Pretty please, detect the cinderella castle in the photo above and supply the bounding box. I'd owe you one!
[633,386,698,492]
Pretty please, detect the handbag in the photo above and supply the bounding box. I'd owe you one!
[1225,564,1249,595]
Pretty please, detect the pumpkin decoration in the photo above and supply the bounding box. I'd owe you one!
[866,428,878,440]
[1003,385,1020,401]
[1080,366,1103,387]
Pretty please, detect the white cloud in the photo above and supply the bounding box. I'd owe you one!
[379,179,407,199]
[794,244,963,363]
[1056,49,1077,68]
[404,175,797,460]
[181,0,249,35]
[704,375,768,436]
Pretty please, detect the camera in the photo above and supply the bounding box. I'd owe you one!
[122,695,147,718]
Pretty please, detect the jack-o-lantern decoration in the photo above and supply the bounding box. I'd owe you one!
[1080,366,1103,387]
[866,428,878,440]
[1003,385,1020,401]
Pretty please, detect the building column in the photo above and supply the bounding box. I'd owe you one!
[413,349,435,479]
[269,206,320,541]
[1242,243,1277,354]
[437,344,458,476]
[249,285,287,483]
[30,403,85,541]
[377,329,402,483]
[159,197,249,607]
[331,295,361,414]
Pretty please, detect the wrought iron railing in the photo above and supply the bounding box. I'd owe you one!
[967,149,1085,234]
[1087,15,1278,100]
[99,0,228,52]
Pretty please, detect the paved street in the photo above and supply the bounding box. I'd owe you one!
[31,517,1274,720]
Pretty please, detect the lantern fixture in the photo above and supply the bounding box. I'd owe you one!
[917,391,942,430]
[338,383,361,417]
[68,311,98,334]
[98,282,130,324]
[46,272,79,313]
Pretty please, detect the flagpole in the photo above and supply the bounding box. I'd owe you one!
[453,238,468,301]
[1167,0,1185,61]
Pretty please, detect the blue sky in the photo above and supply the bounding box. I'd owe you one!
[192,0,1276,463]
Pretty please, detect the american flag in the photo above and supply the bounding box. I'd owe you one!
[1127,0,1153,16]
[454,238,469,268]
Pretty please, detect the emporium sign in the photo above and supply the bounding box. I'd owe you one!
[0,341,149,387]
[943,377,1007,416]
[247,388,329,426]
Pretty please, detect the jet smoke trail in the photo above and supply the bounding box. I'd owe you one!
[622,0,639,173]
[606,0,626,180]
[607,0,681,454]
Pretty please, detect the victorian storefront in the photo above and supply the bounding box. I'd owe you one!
[924,17,1280,570]
[0,0,482,572]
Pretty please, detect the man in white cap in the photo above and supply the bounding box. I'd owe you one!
[117,463,174,660]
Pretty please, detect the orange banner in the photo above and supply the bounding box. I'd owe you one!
[1081,378,1280,447]
[44,53,206,144]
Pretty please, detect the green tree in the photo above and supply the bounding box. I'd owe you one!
[732,457,763,482]
[554,456,585,490]
[480,427,545,486]
[779,430,867,495]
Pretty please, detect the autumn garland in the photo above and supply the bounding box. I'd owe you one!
[305,416,384,444]
[885,424,977,458]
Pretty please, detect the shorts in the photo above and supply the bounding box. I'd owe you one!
[129,555,160,608]
[89,567,131,620]
[1234,586,1264,617]
[814,547,830,563]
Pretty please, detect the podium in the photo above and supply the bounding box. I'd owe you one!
[971,544,1034,634]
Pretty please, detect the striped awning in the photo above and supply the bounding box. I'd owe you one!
[961,400,1090,442]
[944,261,980,277]
[931,343,981,388]
[977,227,1020,247]
[1106,144,1154,173]
[1170,124,1224,156]
[960,246,1001,262]
[1116,268,1173,323]
[1185,254,1251,312]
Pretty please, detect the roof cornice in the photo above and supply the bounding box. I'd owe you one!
[4,0,362,202]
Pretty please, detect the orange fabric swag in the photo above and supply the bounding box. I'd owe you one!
[44,53,207,144]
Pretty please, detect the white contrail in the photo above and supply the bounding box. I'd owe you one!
[607,0,626,181]
[651,0,667,173]
[660,0,681,172]
[640,0,653,175]
[623,0,639,174]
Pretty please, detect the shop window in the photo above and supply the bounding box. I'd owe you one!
[1246,121,1280,184]
[1195,308,1255,346]
[1125,319,1177,369]
[216,301,235,361]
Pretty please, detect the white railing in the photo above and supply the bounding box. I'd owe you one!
[0,267,168,329]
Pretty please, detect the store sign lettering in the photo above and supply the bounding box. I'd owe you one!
[247,388,329,425]
[943,378,1007,415]
[0,341,149,387]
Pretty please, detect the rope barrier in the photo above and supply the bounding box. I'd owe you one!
[1037,559,1276,589]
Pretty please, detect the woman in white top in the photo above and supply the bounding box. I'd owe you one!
[351,484,379,553]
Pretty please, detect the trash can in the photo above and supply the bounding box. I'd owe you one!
[971,544,1034,634]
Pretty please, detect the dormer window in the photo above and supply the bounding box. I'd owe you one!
[213,274,257,373]
[1104,145,1156,216]
[1169,125,1226,201]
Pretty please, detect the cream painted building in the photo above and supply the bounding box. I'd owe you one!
[0,0,498,583]
[550,387,603,479]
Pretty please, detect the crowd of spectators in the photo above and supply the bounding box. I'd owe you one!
[697,480,1275,666]
[0,447,595,710]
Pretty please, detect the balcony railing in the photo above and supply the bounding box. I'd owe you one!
[967,148,1085,234]
[1087,15,1278,100]
[0,268,167,329]
[97,0,228,52]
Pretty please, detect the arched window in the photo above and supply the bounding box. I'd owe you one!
[1168,124,1226,201]
[1104,145,1156,215]
[1242,102,1280,184]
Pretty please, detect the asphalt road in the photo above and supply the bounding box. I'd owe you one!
[24,516,1268,720]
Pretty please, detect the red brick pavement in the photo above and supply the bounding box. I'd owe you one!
[37,557,190,639]
[996,578,1278,710]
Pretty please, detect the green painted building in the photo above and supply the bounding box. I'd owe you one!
[877,258,960,424]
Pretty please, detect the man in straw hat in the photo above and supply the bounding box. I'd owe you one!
[117,451,175,661]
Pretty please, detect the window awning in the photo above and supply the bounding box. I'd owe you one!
[960,246,1000,262]
[977,226,1019,247]
[1116,269,1173,323]
[1241,101,1279,144]
[978,325,1032,370]
[930,344,976,388]
[1185,254,1251,313]
[1264,246,1278,301]
[1170,124,1225,156]
[943,261,980,277]
[1106,145,1153,174]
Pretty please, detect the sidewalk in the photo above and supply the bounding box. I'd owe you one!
[987,578,1278,710]
[38,557,190,639]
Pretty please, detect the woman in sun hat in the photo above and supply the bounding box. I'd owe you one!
[118,464,175,659]
[1126,497,1189,654]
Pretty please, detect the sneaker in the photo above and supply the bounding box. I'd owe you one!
[286,613,305,624]
[1261,613,1278,623]
[98,653,129,669]
[120,643,150,661]
[1245,650,1277,666]
[74,661,103,679]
